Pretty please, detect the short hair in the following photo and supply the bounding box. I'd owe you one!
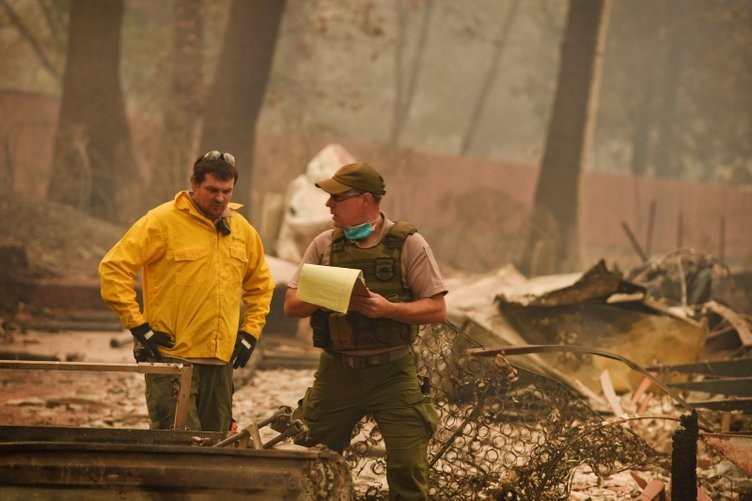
[192,151,238,184]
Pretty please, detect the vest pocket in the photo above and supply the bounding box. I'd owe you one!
[328,313,356,350]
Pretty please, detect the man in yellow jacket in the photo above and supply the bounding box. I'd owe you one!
[99,150,274,432]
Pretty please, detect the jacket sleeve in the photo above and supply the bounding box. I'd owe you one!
[239,228,275,339]
[98,214,165,329]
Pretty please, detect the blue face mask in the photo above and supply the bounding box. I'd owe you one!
[343,221,374,241]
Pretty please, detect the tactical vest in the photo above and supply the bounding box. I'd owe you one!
[325,220,419,350]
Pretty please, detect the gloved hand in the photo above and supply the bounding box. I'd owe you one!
[133,347,148,363]
[130,323,175,361]
[231,331,257,369]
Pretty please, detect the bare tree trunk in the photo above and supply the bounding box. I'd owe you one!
[518,0,611,276]
[200,0,286,220]
[389,0,433,146]
[459,0,520,155]
[653,1,684,179]
[47,0,139,223]
[149,0,204,204]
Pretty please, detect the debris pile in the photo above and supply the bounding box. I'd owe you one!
[428,248,752,499]
[338,322,665,499]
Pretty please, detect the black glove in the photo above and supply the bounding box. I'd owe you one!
[133,347,148,363]
[231,331,257,369]
[130,323,175,361]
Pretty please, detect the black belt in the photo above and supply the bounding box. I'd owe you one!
[325,346,411,369]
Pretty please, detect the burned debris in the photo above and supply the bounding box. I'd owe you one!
[2,180,751,501]
[330,316,744,499]
[427,249,752,499]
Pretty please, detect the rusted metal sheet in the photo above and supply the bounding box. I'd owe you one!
[687,398,752,414]
[494,261,707,393]
[0,358,354,499]
[499,259,646,306]
[668,377,752,397]
[702,432,752,476]
[0,426,353,500]
[646,358,752,378]
[646,357,752,414]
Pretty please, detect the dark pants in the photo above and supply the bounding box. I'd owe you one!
[144,357,233,432]
[298,351,438,500]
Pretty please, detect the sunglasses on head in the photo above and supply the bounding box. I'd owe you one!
[202,150,236,167]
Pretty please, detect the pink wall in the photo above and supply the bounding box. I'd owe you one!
[0,91,59,198]
[583,172,751,262]
[3,91,751,268]
[289,140,751,267]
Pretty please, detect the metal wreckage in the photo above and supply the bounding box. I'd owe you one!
[1,249,751,499]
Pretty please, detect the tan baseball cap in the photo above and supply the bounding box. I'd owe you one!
[315,162,386,195]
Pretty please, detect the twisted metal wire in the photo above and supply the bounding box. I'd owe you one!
[345,321,667,500]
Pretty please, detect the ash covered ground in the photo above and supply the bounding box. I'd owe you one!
[0,194,749,499]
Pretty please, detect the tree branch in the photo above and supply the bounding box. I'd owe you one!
[1,0,62,81]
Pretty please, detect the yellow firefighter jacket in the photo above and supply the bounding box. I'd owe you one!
[98,191,274,362]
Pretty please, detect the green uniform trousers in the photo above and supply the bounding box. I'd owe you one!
[298,351,438,500]
[144,357,233,432]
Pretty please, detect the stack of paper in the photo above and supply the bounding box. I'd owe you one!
[296,264,369,313]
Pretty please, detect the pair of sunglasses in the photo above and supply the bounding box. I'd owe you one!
[202,150,236,167]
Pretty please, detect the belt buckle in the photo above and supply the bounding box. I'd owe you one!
[338,352,396,369]
[341,354,359,369]
[364,355,381,368]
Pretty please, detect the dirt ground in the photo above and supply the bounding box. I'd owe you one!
[0,328,314,433]
[0,193,134,426]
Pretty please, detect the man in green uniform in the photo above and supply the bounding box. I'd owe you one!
[284,161,448,500]
[99,150,274,432]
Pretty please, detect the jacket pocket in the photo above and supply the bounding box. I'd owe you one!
[227,245,249,284]
[173,246,210,286]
